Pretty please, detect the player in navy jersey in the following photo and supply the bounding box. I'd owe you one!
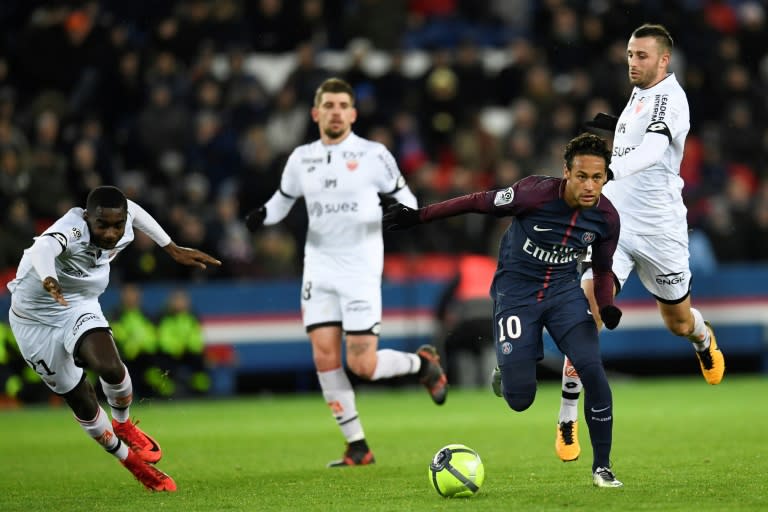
[385,133,623,488]
[554,24,725,464]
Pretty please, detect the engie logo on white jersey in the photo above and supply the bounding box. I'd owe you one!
[494,187,514,206]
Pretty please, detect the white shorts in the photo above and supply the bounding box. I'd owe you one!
[8,302,110,394]
[584,231,691,303]
[300,275,381,333]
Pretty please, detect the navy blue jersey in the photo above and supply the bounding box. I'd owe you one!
[420,175,620,308]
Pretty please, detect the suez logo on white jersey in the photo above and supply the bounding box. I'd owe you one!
[307,201,359,217]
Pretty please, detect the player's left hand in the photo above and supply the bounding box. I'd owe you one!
[164,242,222,269]
[599,305,622,330]
[383,202,421,230]
[584,112,619,132]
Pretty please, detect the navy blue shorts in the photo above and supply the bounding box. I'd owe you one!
[493,285,598,367]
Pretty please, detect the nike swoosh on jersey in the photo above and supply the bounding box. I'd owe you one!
[533,225,552,231]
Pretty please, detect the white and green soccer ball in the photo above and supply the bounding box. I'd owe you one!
[428,444,485,498]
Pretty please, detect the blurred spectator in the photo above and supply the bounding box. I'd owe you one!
[433,253,496,388]
[223,46,271,131]
[154,289,210,397]
[135,82,192,183]
[110,284,159,399]
[265,83,309,157]
[343,0,408,51]
[245,0,300,53]
[284,42,333,106]
[206,194,258,278]
[0,197,35,271]
[703,168,755,262]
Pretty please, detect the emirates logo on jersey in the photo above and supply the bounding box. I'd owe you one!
[346,160,358,171]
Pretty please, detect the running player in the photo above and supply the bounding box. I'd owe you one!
[385,133,624,488]
[7,186,221,491]
[244,78,447,467]
[554,24,725,463]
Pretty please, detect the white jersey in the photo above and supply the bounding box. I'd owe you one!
[603,72,690,235]
[8,200,168,324]
[268,132,416,279]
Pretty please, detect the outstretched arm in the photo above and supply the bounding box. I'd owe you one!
[384,191,496,230]
[163,242,221,269]
[129,200,222,269]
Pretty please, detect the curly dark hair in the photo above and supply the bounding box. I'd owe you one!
[563,133,611,170]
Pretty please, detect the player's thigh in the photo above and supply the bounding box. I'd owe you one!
[632,233,691,302]
[544,288,600,366]
[301,276,343,328]
[493,303,544,368]
[63,303,111,356]
[8,309,83,394]
[338,278,382,333]
[544,286,595,337]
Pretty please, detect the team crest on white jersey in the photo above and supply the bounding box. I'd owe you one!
[71,227,82,240]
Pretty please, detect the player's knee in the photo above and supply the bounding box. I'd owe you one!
[502,389,536,412]
[346,355,376,380]
[89,358,124,382]
[667,320,691,337]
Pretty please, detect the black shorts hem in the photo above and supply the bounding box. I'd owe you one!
[306,321,342,333]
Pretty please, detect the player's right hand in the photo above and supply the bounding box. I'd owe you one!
[42,276,68,306]
[383,202,421,230]
[599,305,622,330]
[245,206,266,232]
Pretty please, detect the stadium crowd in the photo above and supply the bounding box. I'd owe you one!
[0,0,767,284]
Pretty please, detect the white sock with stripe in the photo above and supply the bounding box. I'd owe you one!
[318,368,365,442]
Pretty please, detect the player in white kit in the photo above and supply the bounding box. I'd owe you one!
[244,78,448,466]
[553,24,726,462]
[7,186,221,491]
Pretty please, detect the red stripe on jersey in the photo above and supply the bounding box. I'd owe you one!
[536,210,580,302]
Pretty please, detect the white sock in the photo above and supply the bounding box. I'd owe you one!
[687,308,710,351]
[318,368,365,442]
[370,349,420,380]
[99,364,132,422]
[559,358,582,423]
[76,406,129,460]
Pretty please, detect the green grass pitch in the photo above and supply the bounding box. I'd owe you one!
[1,375,766,511]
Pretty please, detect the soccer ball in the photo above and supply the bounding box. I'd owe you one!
[428,444,485,498]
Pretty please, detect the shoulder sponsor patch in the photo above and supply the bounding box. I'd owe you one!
[494,187,515,206]
[71,227,82,240]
